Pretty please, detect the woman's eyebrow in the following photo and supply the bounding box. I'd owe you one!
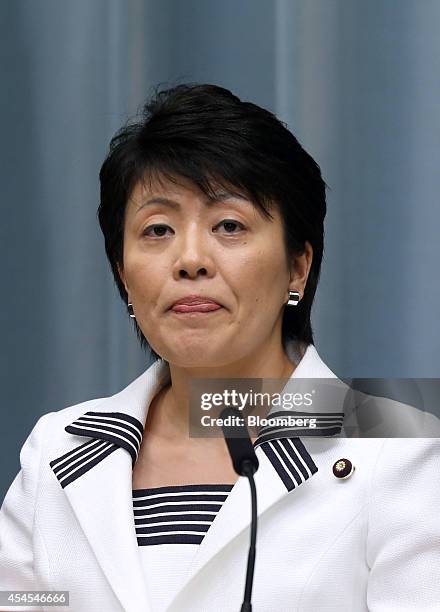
[135,191,249,214]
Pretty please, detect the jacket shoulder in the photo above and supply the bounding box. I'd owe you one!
[48,394,110,426]
[35,395,112,458]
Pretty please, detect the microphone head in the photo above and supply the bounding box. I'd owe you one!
[220,407,259,476]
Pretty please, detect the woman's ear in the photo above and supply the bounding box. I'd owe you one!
[117,263,129,293]
[288,241,313,295]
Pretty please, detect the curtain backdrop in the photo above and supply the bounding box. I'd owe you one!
[1,0,439,499]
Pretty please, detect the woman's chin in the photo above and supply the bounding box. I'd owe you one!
[159,342,233,369]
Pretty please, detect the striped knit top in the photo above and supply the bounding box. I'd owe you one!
[133,483,234,611]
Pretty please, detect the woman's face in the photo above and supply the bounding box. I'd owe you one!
[118,174,312,367]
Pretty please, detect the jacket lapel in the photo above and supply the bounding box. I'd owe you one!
[48,342,343,612]
[49,359,170,612]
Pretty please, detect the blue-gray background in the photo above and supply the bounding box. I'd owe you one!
[1,0,439,501]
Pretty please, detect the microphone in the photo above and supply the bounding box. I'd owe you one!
[220,407,259,612]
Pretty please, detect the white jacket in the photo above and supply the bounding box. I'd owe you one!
[1,343,439,611]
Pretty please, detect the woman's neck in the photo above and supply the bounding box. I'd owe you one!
[145,339,300,443]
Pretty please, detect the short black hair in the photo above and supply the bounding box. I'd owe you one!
[98,82,329,362]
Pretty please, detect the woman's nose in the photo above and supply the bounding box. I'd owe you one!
[172,229,215,279]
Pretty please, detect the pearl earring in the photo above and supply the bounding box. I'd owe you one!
[287,290,300,306]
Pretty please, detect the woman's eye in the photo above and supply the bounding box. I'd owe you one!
[142,220,245,238]
[142,224,173,237]
[214,219,245,234]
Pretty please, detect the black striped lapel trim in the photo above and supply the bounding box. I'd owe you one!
[50,438,119,488]
[254,410,344,443]
[64,411,144,466]
[255,437,318,492]
[50,411,144,489]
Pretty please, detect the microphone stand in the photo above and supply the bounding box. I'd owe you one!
[220,407,259,612]
[240,459,258,612]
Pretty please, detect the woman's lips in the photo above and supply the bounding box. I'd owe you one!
[171,303,223,313]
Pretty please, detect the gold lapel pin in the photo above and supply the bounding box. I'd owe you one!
[332,458,355,479]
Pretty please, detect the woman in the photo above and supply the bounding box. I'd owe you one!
[0,83,439,612]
